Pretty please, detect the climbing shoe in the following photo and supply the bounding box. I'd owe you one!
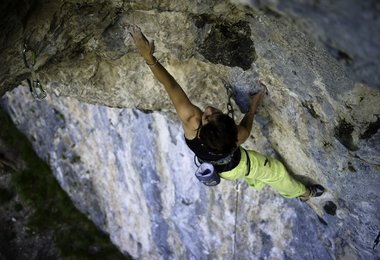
[299,184,325,201]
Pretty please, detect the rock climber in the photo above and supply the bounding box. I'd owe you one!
[128,25,324,200]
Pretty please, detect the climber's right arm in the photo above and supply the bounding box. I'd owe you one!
[129,25,202,133]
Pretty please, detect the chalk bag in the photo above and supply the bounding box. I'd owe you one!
[195,162,220,186]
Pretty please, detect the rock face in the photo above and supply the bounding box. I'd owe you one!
[1,0,379,259]
[233,0,380,89]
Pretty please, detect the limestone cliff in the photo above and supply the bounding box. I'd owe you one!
[1,0,379,259]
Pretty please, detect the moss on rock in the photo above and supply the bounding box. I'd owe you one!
[0,107,130,259]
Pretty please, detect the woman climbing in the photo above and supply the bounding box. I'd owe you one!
[128,25,324,200]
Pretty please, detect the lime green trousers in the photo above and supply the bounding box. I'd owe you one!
[220,147,306,198]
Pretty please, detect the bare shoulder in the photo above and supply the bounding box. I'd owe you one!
[183,112,202,140]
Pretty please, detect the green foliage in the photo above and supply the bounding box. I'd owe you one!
[0,108,130,259]
[0,186,14,203]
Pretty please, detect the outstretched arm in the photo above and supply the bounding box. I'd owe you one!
[236,87,267,146]
[129,25,202,135]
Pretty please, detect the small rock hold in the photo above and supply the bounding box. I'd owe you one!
[323,201,337,216]
[334,119,358,151]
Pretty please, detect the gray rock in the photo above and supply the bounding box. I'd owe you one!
[1,0,379,259]
[233,0,380,88]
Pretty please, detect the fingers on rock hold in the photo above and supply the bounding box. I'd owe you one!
[259,81,269,94]
[127,24,142,36]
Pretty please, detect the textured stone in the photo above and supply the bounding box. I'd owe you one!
[232,0,380,88]
[0,0,380,259]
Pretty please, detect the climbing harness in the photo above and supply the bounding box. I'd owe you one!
[22,43,47,100]
[194,146,239,186]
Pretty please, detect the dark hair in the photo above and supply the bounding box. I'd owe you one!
[199,113,238,154]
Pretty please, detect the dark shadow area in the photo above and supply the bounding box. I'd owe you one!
[194,14,257,70]
[334,119,358,151]
[360,115,380,140]
[0,107,131,259]
[323,201,337,216]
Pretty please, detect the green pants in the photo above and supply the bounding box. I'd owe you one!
[220,147,306,198]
